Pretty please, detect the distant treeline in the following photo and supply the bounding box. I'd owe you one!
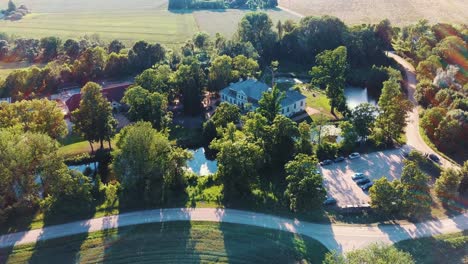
[168,0,277,10]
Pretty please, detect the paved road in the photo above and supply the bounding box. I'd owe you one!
[386,52,456,169]
[0,208,466,253]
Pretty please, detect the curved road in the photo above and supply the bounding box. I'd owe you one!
[0,208,466,253]
[386,52,456,169]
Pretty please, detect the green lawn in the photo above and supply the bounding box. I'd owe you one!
[0,222,329,264]
[394,232,468,264]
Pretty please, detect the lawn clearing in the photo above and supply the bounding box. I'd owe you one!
[394,231,468,264]
[0,222,330,264]
[278,0,468,26]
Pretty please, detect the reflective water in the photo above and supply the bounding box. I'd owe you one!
[186,148,218,176]
[344,86,378,109]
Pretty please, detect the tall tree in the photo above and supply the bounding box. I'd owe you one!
[112,122,190,205]
[351,103,377,142]
[284,154,326,212]
[296,122,313,155]
[128,41,166,72]
[310,46,348,115]
[73,47,108,83]
[173,60,205,115]
[72,82,117,152]
[135,64,173,94]
[435,168,462,202]
[40,36,62,62]
[372,79,412,145]
[369,178,402,215]
[122,86,170,130]
[211,102,240,128]
[400,161,432,218]
[108,40,125,54]
[257,85,284,123]
[208,55,233,92]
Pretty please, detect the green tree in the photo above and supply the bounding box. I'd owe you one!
[435,168,462,202]
[310,46,348,115]
[284,154,326,212]
[296,122,313,155]
[232,55,259,79]
[7,0,16,12]
[192,32,211,51]
[63,39,80,58]
[369,177,402,215]
[339,121,358,152]
[108,40,125,54]
[112,122,191,205]
[235,12,278,59]
[104,52,129,77]
[173,60,205,115]
[0,99,67,139]
[40,36,62,62]
[73,47,108,83]
[128,41,166,72]
[211,124,263,202]
[324,244,415,264]
[351,103,377,142]
[269,115,299,166]
[372,79,412,146]
[135,64,173,94]
[257,85,284,123]
[420,107,446,140]
[211,102,240,128]
[208,55,233,92]
[401,161,432,218]
[72,82,117,152]
[458,161,468,194]
[122,85,170,130]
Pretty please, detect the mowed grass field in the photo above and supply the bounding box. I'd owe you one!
[0,0,298,46]
[0,222,330,264]
[278,0,468,25]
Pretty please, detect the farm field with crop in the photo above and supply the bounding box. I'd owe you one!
[0,0,298,46]
[278,0,468,25]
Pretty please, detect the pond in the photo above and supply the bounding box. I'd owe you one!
[68,162,99,174]
[344,86,378,109]
[186,147,218,176]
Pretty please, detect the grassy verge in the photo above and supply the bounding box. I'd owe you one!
[0,222,329,264]
[394,231,468,264]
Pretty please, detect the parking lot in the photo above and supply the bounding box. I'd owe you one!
[320,147,409,207]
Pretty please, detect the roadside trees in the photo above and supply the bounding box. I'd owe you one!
[284,154,326,212]
[435,168,462,202]
[369,178,402,215]
[400,161,432,218]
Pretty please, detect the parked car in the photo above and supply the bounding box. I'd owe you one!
[320,160,333,166]
[334,156,345,163]
[348,152,360,159]
[401,149,409,158]
[315,169,321,174]
[352,173,365,180]
[356,177,370,185]
[323,197,337,206]
[428,153,440,163]
[361,182,374,191]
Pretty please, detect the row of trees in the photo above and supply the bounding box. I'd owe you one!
[168,0,277,10]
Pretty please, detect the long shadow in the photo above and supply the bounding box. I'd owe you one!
[27,200,96,263]
[101,186,200,263]
[217,209,339,263]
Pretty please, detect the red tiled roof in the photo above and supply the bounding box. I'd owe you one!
[65,82,132,113]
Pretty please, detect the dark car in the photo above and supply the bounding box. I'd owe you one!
[352,173,365,180]
[334,156,345,163]
[356,177,370,185]
[323,197,337,206]
[361,182,374,191]
[320,160,333,166]
[428,153,440,163]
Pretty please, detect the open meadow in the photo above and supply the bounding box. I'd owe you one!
[0,0,298,46]
[278,0,468,25]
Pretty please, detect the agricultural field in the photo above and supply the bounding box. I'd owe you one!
[0,222,329,264]
[0,0,298,46]
[278,0,468,25]
[0,61,43,79]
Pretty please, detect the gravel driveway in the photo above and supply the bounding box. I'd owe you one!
[320,148,409,207]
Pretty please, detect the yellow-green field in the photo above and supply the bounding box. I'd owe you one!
[0,0,298,46]
[279,0,468,25]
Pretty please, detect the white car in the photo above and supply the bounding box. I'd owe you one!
[348,152,360,159]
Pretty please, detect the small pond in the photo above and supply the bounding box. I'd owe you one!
[68,162,99,174]
[186,147,217,176]
[344,86,378,109]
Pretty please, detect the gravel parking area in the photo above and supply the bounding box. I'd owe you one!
[320,147,409,207]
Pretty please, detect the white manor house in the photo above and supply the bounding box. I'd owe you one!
[220,79,306,117]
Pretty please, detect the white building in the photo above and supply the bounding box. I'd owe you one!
[220,79,306,117]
